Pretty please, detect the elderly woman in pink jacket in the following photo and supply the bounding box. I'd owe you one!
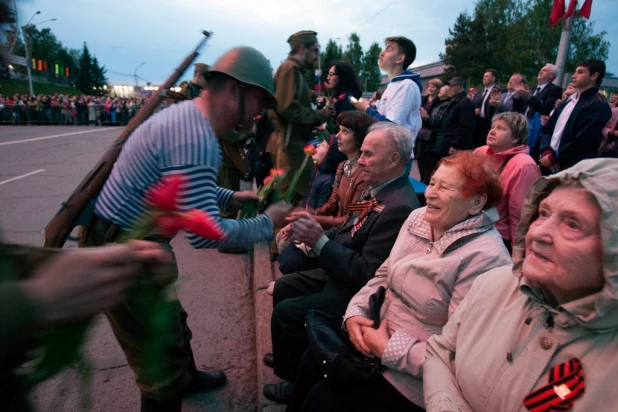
[286,152,513,412]
[474,112,541,252]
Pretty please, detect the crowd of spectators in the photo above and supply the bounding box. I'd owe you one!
[0,93,149,125]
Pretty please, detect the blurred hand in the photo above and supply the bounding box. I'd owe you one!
[539,154,561,173]
[351,98,371,113]
[489,96,501,107]
[229,190,260,210]
[475,108,481,116]
[264,201,293,229]
[24,242,171,325]
[279,223,292,240]
[420,107,428,118]
[321,105,336,119]
[514,84,531,99]
[345,316,374,358]
[285,212,324,247]
[361,320,390,359]
[540,115,550,126]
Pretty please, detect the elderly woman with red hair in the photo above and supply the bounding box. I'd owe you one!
[286,152,513,412]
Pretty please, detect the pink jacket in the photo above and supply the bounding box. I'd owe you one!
[474,145,540,243]
[602,107,618,138]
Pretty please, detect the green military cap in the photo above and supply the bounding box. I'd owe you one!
[287,30,318,49]
[194,63,210,75]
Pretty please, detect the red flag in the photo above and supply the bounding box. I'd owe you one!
[565,0,578,17]
[579,0,592,18]
[550,0,565,26]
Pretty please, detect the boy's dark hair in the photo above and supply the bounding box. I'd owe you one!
[385,36,416,69]
[337,111,378,149]
[577,59,606,86]
[290,42,317,55]
[329,60,362,98]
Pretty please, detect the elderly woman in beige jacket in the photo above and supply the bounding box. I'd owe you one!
[286,151,513,411]
[424,158,618,412]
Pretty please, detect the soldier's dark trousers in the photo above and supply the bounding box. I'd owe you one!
[81,215,196,404]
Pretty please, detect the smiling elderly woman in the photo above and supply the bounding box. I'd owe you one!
[286,151,513,412]
[424,158,618,412]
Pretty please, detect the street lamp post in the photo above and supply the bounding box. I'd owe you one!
[134,62,146,87]
[22,10,40,96]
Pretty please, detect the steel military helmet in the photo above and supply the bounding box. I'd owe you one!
[208,46,277,109]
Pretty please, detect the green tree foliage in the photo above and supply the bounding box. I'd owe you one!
[361,42,382,92]
[343,33,363,76]
[76,42,92,94]
[76,43,108,95]
[12,25,79,82]
[441,0,610,86]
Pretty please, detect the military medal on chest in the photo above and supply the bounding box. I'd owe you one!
[347,197,385,238]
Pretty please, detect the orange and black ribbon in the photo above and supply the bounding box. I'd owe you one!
[347,198,385,217]
[523,358,585,411]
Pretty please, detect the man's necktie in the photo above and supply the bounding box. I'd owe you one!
[526,87,543,118]
[480,89,489,118]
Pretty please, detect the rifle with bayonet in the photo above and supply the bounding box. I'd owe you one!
[43,30,212,248]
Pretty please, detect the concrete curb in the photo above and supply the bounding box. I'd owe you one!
[253,243,286,412]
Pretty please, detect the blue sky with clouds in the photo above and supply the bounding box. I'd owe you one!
[14,0,617,85]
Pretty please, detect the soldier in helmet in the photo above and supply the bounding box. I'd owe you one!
[268,30,335,203]
[180,62,209,99]
[83,46,293,412]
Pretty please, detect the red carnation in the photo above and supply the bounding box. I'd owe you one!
[337,94,346,100]
[153,214,183,237]
[304,144,317,157]
[180,209,225,240]
[146,175,185,211]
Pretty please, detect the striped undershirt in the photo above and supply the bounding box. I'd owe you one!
[94,100,273,248]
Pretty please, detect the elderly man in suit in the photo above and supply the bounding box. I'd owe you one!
[519,64,563,158]
[490,73,527,114]
[263,122,420,403]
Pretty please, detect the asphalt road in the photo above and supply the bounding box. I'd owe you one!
[0,126,259,411]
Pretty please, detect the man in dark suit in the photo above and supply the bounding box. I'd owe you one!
[491,73,527,114]
[441,77,476,152]
[520,64,563,158]
[472,69,499,148]
[263,122,420,402]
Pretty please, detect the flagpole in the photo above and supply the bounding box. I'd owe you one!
[554,15,574,87]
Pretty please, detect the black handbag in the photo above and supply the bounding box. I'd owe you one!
[305,287,386,389]
[415,127,434,142]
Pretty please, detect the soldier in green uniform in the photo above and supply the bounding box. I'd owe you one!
[180,63,209,99]
[268,30,334,204]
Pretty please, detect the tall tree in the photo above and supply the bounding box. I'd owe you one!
[91,56,108,96]
[76,42,93,94]
[361,42,382,92]
[343,33,363,75]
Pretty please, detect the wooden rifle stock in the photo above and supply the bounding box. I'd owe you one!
[43,31,212,248]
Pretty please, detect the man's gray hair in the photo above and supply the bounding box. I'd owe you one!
[544,64,560,81]
[368,122,413,163]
